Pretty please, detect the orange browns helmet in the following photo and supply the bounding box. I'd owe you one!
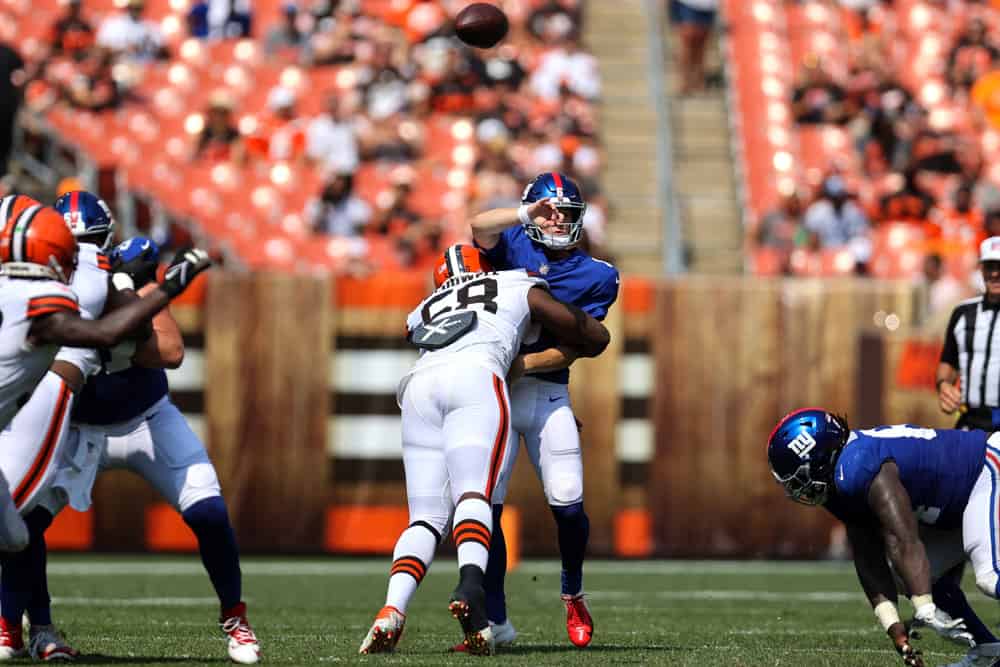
[433,244,494,288]
[0,205,78,284]
[0,194,42,226]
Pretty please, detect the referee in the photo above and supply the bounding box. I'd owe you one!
[938,236,1000,430]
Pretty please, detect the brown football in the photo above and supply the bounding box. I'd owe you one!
[455,3,509,49]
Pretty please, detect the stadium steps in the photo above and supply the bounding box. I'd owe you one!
[585,0,664,275]
[663,36,743,274]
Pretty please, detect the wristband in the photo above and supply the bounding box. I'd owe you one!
[517,204,533,227]
[874,600,902,631]
[911,594,933,609]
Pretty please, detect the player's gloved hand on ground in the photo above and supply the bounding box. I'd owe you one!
[161,247,211,298]
[890,623,925,667]
[111,236,161,289]
[911,603,971,645]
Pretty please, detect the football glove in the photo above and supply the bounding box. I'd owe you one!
[160,247,211,298]
[912,604,972,646]
[111,236,161,289]
[895,639,924,667]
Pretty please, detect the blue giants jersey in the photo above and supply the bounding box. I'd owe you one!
[72,365,169,425]
[479,225,619,384]
[830,426,987,529]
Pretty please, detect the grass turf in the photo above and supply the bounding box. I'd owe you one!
[29,557,990,665]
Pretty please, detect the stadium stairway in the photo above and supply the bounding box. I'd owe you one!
[585,1,664,275]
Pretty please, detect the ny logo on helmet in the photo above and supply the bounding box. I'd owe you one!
[789,431,817,459]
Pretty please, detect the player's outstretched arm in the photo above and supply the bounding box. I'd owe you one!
[470,198,560,249]
[30,248,210,350]
[131,282,185,369]
[845,520,925,667]
[527,287,609,358]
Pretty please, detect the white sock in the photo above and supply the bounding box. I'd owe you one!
[452,498,492,573]
[385,522,438,614]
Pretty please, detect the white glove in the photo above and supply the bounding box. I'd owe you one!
[912,603,973,647]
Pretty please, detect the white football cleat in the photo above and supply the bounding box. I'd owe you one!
[943,642,1000,667]
[28,624,79,661]
[359,606,406,654]
[0,617,26,660]
[220,602,260,664]
[491,620,517,647]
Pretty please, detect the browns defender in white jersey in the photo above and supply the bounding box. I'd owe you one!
[360,244,609,656]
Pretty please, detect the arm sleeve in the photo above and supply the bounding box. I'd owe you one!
[940,306,963,367]
[582,266,620,321]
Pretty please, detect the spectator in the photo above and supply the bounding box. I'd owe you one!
[803,175,871,259]
[792,57,849,125]
[307,170,372,237]
[265,3,306,57]
[96,0,167,62]
[0,41,24,179]
[370,171,419,236]
[757,192,807,251]
[940,182,983,238]
[947,17,999,91]
[877,169,934,223]
[60,47,120,111]
[669,0,717,95]
[192,91,245,163]
[246,86,307,163]
[186,0,251,39]
[306,92,359,174]
[528,0,582,42]
[49,0,95,61]
[923,253,973,318]
[529,16,600,101]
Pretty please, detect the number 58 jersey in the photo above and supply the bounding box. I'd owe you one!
[404,269,548,382]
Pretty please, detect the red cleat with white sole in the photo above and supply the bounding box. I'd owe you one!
[563,593,593,647]
[0,616,25,661]
[220,602,260,664]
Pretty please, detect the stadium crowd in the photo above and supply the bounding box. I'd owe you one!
[746,0,1000,305]
[0,0,608,274]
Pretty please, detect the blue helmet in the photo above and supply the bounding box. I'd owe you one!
[520,172,587,249]
[53,190,115,250]
[766,408,850,506]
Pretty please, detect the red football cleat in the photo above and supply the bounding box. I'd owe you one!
[0,616,26,660]
[562,593,593,647]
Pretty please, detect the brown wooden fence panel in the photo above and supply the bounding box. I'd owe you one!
[204,272,331,551]
[650,278,917,557]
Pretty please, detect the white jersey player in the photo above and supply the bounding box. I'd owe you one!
[0,199,211,660]
[359,244,609,656]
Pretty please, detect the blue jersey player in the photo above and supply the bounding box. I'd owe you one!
[14,237,260,665]
[465,172,619,649]
[768,409,1000,667]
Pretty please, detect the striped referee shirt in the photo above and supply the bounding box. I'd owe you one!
[941,296,1000,408]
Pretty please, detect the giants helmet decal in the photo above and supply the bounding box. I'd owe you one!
[53,190,116,250]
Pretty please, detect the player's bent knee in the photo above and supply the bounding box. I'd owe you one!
[409,520,442,544]
[177,463,223,513]
[547,473,583,506]
[975,571,1000,599]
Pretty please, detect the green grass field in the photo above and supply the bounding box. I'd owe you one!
[33,556,991,665]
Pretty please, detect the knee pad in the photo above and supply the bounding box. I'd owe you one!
[177,463,222,513]
[975,570,1000,599]
[546,472,583,506]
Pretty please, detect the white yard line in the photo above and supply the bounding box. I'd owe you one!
[552,590,860,602]
[46,559,855,577]
[52,597,220,606]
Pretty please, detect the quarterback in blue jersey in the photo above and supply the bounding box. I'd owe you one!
[464,172,619,649]
[768,409,1000,667]
[6,237,260,665]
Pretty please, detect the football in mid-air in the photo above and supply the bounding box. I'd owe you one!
[455,3,509,49]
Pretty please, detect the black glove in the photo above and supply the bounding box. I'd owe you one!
[160,247,211,298]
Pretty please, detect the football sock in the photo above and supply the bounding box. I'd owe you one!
[182,496,242,611]
[551,502,589,596]
[0,508,53,625]
[934,565,997,644]
[386,521,439,614]
[453,498,492,573]
[23,507,54,626]
[484,504,508,623]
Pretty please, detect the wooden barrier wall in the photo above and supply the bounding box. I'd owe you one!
[63,272,931,558]
[649,277,919,558]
